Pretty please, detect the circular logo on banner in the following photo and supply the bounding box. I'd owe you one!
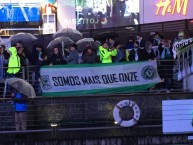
[41,75,52,90]
[113,100,140,127]
[141,66,157,80]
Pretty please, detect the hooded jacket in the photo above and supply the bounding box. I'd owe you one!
[7,47,21,74]
[99,46,117,63]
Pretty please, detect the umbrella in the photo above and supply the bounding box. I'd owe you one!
[5,78,36,98]
[47,36,74,48]
[94,31,119,40]
[76,38,101,52]
[9,32,38,44]
[53,28,83,42]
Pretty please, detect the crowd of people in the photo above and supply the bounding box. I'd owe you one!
[0,30,190,94]
[0,30,190,131]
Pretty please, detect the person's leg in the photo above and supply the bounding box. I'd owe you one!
[120,1,126,19]
[20,112,27,130]
[15,112,20,131]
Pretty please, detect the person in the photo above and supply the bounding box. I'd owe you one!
[12,91,27,131]
[16,46,28,79]
[1,45,10,79]
[31,44,48,66]
[1,44,10,60]
[0,45,7,95]
[48,47,66,65]
[7,47,21,78]
[149,32,163,47]
[145,41,156,61]
[136,35,146,49]
[63,44,79,64]
[15,41,32,65]
[173,30,189,43]
[0,45,7,83]
[114,0,126,25]
[82,45,98,64]
[99,41,117,63]
[157,39,174,91]
[126,35,134,51]
[113,42,129,62]
[106,0,113,19]
[108,37,115,49]
[31,44,48,96]
[129,41,147,61]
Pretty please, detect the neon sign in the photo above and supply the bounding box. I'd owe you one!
[156,0,189,16]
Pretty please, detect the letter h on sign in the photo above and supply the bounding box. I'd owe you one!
[156,0,189,16]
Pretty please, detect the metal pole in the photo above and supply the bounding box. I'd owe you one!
[22,66,25,80]
[183,58,188,91]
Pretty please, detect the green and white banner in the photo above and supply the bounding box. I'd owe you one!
[40,60,161,97]
[173,37,193,59]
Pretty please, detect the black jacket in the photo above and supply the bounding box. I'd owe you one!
[146,49,156,60]
[82,53,98,64]
[129,48,148,61]
[48,54,66,65]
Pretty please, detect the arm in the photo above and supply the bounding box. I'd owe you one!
[100,50,111,59]
[110,49,117,56]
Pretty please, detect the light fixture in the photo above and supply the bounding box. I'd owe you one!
[51,123,58,127]
[114,121,118,124]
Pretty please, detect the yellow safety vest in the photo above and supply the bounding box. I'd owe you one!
[7,47,21,74]
[99,46,117,63]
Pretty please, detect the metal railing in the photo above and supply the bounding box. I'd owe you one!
[0,60,190,99]
[0,60,191,133]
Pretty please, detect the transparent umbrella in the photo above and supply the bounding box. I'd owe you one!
[53,28,83,42]
[76,38,101,52]
[5,78,36,98]
[47,36,74,49]
[9,32,38,44]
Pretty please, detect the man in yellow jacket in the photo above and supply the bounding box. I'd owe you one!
[7,47,21,77]
[99,41,117,63]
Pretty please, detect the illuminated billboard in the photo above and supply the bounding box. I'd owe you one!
[140,0,193,24]
[76,0,139,30]
[0,0,41,23]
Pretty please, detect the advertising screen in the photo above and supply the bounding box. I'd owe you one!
[57,0,76,30]
[76,0,139,30]
[140,0,193,24]
[0,0,41,23]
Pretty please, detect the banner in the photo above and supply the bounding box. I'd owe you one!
[40,60,161,97]
[173,37,193,59]
[162,99,193,134]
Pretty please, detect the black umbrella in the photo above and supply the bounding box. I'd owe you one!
[76,38,101,52]
[94,31,119,40]
[53,28,83,42]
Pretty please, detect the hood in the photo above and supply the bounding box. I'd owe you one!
[99,46,106,50]
[8,47,17,56]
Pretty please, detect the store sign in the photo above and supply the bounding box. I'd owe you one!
[156,0,189,16]
[140,0,193,24]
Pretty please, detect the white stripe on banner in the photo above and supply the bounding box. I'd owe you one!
[163,100,193,134]
[40,60,161,96]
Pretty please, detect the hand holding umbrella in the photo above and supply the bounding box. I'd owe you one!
[5,78,36,98]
